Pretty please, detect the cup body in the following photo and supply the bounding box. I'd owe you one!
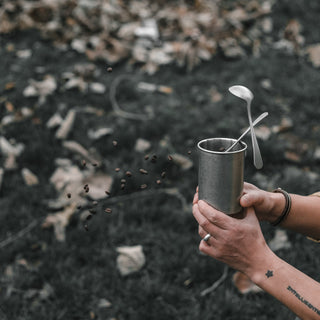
[197,137,247,215]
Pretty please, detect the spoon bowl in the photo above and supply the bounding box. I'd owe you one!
[228,85,263,169]
[228,85,253,102]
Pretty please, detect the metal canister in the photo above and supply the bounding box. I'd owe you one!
[197,137,247,214]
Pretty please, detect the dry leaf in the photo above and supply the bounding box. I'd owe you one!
[170,153,193,171]
[97,298,112,309]
[55,109,77,140]
[232,271,262,294]
[134,138,151,153]
[42,203,78,242]
[21,168,39,186]
[0,136,25,156]
[83,173,113,200]
[62,140,101,166]
[23,75,57,105]
[268,230,292,252]
[116,245,146,276]
[306,44,320,68]
[252,125,271,141]
[50,162,84,191]
[88,127,113,140]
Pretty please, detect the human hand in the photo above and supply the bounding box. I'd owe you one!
[192,198,272,277]
[240,182,284,223]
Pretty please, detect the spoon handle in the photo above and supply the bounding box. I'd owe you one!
[247,103,263,169]
[225,112,268,152]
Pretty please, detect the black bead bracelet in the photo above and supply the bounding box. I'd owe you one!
[271,188,292,226]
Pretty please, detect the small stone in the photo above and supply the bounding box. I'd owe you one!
[139,168,148,175]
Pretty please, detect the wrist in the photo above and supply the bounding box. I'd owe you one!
[246,247,281,286]
[267,191,286,224]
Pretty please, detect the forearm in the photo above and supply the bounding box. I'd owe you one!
[249,249,320,320]
[269,193,320,240]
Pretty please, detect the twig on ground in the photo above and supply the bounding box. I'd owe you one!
[200,266,229,296]
[0,218,41,249]
[109,75,153,121]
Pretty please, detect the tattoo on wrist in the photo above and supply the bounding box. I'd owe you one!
[287,286,320,316]
[265,270,273,278]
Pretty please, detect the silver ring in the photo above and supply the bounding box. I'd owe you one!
[203,234,211,242]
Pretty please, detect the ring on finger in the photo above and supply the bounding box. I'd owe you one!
[203,234,211,242]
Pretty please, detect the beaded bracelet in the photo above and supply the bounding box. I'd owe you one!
[271,188,292,226]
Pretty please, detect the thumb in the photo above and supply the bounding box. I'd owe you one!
[240,191,261,208]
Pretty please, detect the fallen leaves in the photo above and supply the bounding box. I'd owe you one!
[0,0,276,73]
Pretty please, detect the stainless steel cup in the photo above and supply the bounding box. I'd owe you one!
[197,137,247,215]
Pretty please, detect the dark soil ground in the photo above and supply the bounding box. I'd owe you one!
[1,1,320,319]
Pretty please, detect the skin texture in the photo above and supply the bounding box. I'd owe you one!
[192,184,320,319]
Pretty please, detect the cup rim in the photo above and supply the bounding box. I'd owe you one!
[197,137,247,154]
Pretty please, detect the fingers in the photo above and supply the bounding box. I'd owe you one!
[197,200,234,230]
[193,202,221,237]
[193,191,198,205]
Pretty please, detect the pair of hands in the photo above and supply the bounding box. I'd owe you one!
[192,182,273,277]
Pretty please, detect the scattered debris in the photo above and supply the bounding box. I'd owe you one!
[137,82,173,94]
[62,140,101,166]
[97,298,112,309]
[83,173,113,200]
[0,136,25,156]
[134,138,151,153]
[232,271,263,295]
[21,168,39,186]
[23,75,57,105]
[55,109,77,140]
[268,230,292,252]
[42,203,78,242]
[87,127,113,140]
[305,43,320,68]
[116,245,146,276]
[89,82,106,94]
[170,153,193,171]
[46,113,63,129]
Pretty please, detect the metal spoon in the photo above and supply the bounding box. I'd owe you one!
[224,112,268,152]
[228,85,263,169]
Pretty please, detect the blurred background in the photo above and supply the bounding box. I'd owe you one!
[0,0,320,319]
